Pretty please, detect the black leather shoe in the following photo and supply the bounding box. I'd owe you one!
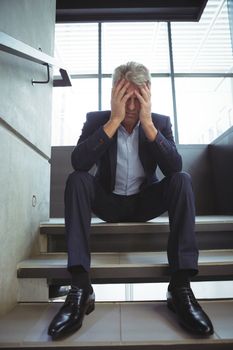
[167,286,214,335]
[48,287,95,340]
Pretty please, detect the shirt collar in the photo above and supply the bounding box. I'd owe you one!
[119,121,140,134]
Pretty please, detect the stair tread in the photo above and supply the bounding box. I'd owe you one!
[40,215,233,234]
[18,250,233,267]
[17,250,233,280]
[0,300,232,348]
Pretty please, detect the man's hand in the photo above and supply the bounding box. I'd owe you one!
[135,84,158,141]
[134,83,152,126]
[104,79,133,138]
[110,79,134,124]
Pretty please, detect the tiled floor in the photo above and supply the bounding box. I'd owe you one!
[0,300,232,348]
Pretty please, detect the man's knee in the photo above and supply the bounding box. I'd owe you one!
[169,171,192,188]
[66,170,93,188]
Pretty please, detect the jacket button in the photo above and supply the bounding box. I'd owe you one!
[99,138,104,144]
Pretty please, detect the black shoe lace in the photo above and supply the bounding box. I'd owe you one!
[64,288,83,306]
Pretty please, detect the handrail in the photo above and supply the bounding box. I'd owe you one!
[0,31,71,86]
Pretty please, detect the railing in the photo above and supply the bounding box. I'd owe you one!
[0,31,71,86]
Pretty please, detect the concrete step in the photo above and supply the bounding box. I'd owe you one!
[17,250,233,283]
[0,300,233,349]
[39,216,233,253]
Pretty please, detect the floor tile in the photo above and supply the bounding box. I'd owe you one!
[0,300,232,347]
[120,301,218,343]
[24,302,121,345]
[0,304,49,343]
[201,300,233,339]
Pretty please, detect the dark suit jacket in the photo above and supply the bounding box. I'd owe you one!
[71,111,182,193]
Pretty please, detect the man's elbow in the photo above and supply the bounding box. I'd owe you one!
[71,152,93,172]
[168,155,182,174]
[173,156,183,173]
[71,152,86,171]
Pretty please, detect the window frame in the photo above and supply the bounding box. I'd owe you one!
[53,19,233,145]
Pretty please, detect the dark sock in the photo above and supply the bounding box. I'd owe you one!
[168,270,190,291]
[69,265,91,291]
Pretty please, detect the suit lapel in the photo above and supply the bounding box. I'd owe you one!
[109,132,118,189]
[139,124,148,170]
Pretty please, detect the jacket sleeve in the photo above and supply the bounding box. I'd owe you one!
[71,113,113,171]
[148,116,182,176]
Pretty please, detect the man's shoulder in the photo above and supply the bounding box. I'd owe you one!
[151,112,170,121]
[151,112,170,127]
[86,110,111,123]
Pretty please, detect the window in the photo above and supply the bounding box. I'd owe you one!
[102,22,170,74]
[54,23,98,75]
[52,0,233,146]
[175,77,233,144]
[52,22,172,146]
[172,0,233,143]
[52,79,98,146]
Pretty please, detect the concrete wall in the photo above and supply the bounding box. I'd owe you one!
[0,0,55,315]
[49,144,215,218]
[209,126,233,214]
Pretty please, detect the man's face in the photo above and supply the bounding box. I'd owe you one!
[124,83,141,124]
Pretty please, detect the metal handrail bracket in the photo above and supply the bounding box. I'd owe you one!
[0,31,71,86]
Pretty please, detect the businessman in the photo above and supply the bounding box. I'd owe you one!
[48,62,214,339]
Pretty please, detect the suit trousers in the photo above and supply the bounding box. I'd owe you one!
[64,171,198,275]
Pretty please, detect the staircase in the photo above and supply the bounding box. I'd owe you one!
[0,216,233,349]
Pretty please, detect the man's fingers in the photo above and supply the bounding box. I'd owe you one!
[122,89,134,103]
[111,79,124,96]
[134,89,145,103]
[137,85,151,102]
[117,81,130,99]
[112,79,125,93]
[112,79,130,99]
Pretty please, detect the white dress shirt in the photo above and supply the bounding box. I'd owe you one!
[113,123,145,195]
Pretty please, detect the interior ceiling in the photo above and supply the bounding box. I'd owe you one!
[56,0,208,22]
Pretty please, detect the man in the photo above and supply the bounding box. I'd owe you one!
[48,62,214,340]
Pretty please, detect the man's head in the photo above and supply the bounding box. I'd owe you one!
[112,61,151,87]
[112,62,151,131]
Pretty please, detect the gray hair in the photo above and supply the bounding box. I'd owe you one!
[112,61,151,86]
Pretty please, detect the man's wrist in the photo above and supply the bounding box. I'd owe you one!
[109,117,121,127]
[141,120,158,141]
[141,119,154,129]
[103,118,121,138]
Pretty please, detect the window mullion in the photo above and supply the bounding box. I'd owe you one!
[98,22,102,111]
[167,21,179,144]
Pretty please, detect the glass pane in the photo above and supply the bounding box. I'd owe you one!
[176,77,233,144]
[94,284,126,302]
[52,79,98,146]
[102,77,174,127]
[54,23,98,75]
[150,77,174,125]
[102,22,170,74]
[125,281,233,301]
[172,0,233,73]
[101,78,112,111]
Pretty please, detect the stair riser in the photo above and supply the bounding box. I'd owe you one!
[43,231,233,253]
[18,278,48,302]
[18,263,233,283]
